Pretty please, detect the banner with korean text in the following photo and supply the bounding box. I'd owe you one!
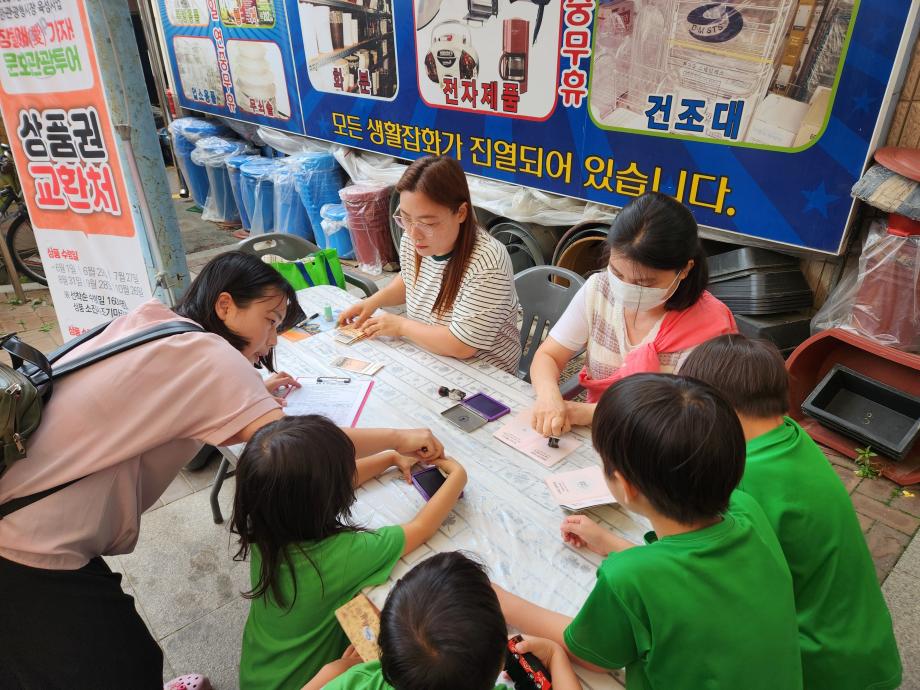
[158,0,917,255]
[0,0,153,337]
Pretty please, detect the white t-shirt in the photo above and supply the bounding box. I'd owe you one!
[400,229,522,374]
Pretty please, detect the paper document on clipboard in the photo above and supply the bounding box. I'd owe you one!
[283,378,373,427]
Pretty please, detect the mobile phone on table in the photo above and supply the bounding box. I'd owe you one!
[410,466,465,501]
[462,392,511,421]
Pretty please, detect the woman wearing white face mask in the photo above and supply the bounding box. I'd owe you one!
[530,192,737,437]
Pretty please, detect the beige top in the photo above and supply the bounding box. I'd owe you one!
[549,272,688,378]
[0,300,279,570]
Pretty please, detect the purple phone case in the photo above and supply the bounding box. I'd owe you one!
[411,467,462,501]
[461,392,511,421]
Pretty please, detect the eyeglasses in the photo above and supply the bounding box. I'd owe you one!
[392,210,439,237]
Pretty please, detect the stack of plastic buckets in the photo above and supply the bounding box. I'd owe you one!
[272,160,313,241]
[239,158,281,235]
[226,154,260,231]
[339,182,396,274]
[167,118,229,207]
[190,137,252,223]
[293,152,346,251]
[319,204,354,259]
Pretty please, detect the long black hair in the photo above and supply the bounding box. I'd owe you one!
[230,415,359,607]
[174,251,304,370]
[607,192,708,310]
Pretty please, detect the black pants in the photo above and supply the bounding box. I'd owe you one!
[0,555,163,690]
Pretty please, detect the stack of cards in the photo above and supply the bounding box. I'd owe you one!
[335,326,368,345]
[331,355,383,376]
[545,467,617,511]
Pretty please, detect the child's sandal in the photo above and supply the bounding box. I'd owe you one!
[163,674,212,690]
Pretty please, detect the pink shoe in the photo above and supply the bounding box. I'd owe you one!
[163,674,212,690]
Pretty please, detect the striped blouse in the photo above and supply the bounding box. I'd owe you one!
[400,229,522,374]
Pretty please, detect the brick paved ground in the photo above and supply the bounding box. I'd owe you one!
[824,446,920,583]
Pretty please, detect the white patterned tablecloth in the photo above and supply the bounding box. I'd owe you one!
[244,286,639,689]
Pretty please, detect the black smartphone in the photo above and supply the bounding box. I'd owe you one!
[411,466,448,501]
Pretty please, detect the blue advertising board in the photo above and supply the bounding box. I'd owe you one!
[156,0,919,255]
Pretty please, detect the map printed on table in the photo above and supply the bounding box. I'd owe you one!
[272,286,639,689]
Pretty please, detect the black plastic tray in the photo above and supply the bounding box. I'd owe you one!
[719,296,814,315]
[709,248,798,280]
[802,365,920,460]
[735,311,812,350]
[708,270,812,297]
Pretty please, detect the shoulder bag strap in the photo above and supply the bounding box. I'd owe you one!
[0,321,205,520]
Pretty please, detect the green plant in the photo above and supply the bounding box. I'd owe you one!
[855,446,880,480]
[38,323,53,333]
[7,298,23,306]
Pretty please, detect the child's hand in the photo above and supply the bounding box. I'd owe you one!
[301,646,363,690]
[395,428,445,461]
[561,515,618,556]
[434,457,467,485]
[388,451,418,484]
[514,636,581,690]
[340,645,362,661]
[514,635,563,667]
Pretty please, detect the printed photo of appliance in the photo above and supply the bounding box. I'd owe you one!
[498,18,529,93]
[424,20,479,83]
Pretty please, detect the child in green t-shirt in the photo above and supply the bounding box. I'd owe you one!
[681,334,902,690]
[306,551,581,690]
[495,373,804,689]
[231,415,468,690]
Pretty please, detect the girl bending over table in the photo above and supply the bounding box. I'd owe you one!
[338,155,522,374]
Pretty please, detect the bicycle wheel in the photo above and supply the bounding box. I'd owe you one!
[7,213,47,285]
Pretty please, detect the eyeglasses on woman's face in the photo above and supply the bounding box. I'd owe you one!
[392,208,444,238]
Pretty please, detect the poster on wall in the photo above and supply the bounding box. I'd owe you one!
[0,0,153,338]
[157,0,918,254]
[157,0,305,131]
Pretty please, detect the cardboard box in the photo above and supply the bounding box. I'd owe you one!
[793,86,832,147]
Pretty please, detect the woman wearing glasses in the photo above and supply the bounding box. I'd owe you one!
[338,156,521,374]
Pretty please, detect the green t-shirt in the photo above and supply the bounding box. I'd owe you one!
[564,491,803,690]
[322,660,510,690]
[741,417,901,690]
[240,526,406,690]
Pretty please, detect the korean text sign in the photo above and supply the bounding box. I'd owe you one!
[157,0,915,255]
[0,0,153,336]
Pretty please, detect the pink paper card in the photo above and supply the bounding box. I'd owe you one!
[493,411,581,467]
[545,466,617,510]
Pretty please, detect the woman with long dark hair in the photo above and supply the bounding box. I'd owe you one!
[530,192,736,437]
[0,251,444,689]
[338,155,521,374]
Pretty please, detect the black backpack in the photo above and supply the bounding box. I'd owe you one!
[0,319,204,518]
